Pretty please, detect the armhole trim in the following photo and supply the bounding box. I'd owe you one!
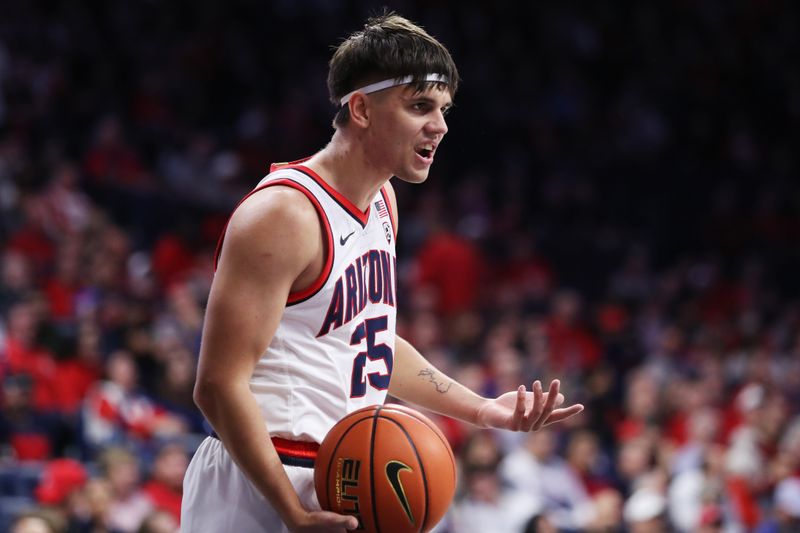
[213,178,334,306]
[380,186,397,239]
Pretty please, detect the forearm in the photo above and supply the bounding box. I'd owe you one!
[388,336,487,426]
[195,380,306,525]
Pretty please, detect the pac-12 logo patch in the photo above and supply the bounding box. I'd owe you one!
[383,222,393,245]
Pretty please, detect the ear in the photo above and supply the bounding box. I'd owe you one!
[348,92,370,128]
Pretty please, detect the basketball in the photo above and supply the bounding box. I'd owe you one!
[314,404,456,533]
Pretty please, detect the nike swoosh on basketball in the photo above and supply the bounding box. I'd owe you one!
[385,460,414,524]
[340,231,356,245]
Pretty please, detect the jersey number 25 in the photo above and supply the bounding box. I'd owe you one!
[349,316,393,397]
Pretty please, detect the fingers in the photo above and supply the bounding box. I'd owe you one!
[306,511,359,531]
[554,392,565,407]
[517,380,542,431]
[542,404,585,427]
[511,379,583,433]
[512,385,527,430]
[337,514,360,531]
[520,380,583,432]
[534,379,561,431]
[344,515,359,530]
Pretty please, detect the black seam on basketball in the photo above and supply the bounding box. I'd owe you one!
[371,406,382,533]
[383,408,455,483]
[325,415,374,513]
[378,415,429,532]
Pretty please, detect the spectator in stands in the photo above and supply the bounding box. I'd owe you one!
[564,429,614,496]
[412,214,487,318]
[499,427,595,530]
[522,512,558,533]
[0,250,33,315]
[586,488,624,533]
[755,476,800,533]
[150,281,203,361]
[2,300,58,411]
[545,290,601,374]
[81,351,186,454]
[450,431,539,533]
[50,320,103,418]
[42,238,83,324]
[33,458,88,529]
[6,196,56,279]
[668,444,727,532]
[623,488,667,533]
[670,406,722,475]
[83,116,147,191]
[0,373,62,461]
[74,476,119,533]
[141,442,187,525]
[615,368,662,444]
[151,347,199,430]
[9,509,65,533]
[96,447,152,533]
[615,436,658,496]
[136,510,178,533]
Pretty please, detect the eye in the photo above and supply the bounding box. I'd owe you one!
[441,105,452,116]
[411,102,431,113]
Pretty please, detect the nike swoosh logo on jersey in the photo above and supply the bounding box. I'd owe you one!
[385,460,414,524]
[340,231,356,246]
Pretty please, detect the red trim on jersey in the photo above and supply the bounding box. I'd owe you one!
[270,157,312,173]
[379,186,397,239]
[213,178,334,306]
[271,436,319,459]
[271,159,371,227]
[213,184,268,271]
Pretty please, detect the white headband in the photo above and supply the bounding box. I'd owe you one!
[339,73,449,106]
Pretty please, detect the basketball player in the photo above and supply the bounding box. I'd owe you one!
[181,13,584,532]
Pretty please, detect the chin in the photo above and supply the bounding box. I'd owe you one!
[395,169,431,184]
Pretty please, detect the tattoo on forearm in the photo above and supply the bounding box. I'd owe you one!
[418,368,452,393]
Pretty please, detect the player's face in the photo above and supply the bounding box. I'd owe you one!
[367,84,452,184]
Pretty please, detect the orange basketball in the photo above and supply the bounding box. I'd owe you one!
[314,404,456,533]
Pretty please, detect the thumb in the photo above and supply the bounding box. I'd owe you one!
[341,514,359,530]
[309,510,359,531]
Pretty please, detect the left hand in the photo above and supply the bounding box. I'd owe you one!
[474,379,584,431]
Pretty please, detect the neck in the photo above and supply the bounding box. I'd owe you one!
[304,129,391,211]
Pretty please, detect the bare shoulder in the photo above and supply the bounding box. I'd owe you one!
[218,185,321,278]
[227,185,319,237]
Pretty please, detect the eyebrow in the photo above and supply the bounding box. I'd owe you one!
[406,95,453,109]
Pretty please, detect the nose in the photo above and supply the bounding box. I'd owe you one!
[426,110,448,136]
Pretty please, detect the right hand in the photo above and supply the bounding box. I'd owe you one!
[289,510,359,532]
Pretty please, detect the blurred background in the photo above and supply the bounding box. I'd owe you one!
[1,1,799,532]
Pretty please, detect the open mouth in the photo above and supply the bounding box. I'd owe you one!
[415,144,435,161]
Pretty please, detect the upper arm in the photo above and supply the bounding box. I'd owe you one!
[195,187,321,391]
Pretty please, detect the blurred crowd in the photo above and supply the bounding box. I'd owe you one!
[1,0,799,532]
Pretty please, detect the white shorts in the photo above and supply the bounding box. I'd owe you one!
[180,437,320,532]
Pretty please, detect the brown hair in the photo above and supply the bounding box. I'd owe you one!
[328,12,460,127]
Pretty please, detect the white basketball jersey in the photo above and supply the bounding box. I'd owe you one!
[217,161,398,444]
